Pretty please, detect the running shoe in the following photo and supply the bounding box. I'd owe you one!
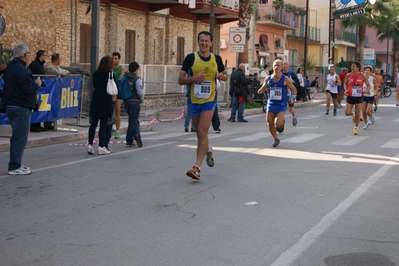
[186,166,201,180]
[325,110,329,115]
[370,116,375,125]
[333,109,337,116]
[363,124,369,130]
[215,129,221,134]
[206,146,215,167]
[353,127,358,135]
[272,138,280,147]
[292,117,297,127]
[114,131,120,139]
[337,104,343,109]
[276,125,284,133]
[374,106,377,112]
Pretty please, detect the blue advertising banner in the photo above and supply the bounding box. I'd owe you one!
[56,76,81,119]
[0,76,81,125]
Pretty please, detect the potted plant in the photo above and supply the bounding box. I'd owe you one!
[272,0,284,9]
[297,7,306,17]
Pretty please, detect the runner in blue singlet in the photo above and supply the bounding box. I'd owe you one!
[258,59,297,147]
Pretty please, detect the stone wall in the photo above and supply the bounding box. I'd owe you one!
[0,0,221,67]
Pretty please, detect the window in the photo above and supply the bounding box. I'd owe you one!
[125,30,136,63]
[80,24,91,63]
[177,37,185,65]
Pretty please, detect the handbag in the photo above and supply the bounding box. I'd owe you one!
[106,72,118,95]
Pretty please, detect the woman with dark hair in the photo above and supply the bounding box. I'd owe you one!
[87,56,115,155]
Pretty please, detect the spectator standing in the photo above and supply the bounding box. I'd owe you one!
[228,63,249,122]
[296,68,306,102]
[3,43,42,175]
[184,84,196,132]
[87,56,115,155]
[178,30,228,181]
[123,62,144,148]
[28,49,47,132]
[305,75,311,101]
[310,77,319,99]
[112,52,126,139]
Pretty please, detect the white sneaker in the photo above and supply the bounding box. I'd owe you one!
[21,165,30,170]
[98,146,111,155]
[370,116,375,125]
[8,167,32,175]
[87,144,95,155]
[363,124,369,130]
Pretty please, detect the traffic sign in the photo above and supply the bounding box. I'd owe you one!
[230,45,244,53]
[229,27,246,46]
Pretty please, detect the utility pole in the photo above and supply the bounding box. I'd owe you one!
[304,0,309,76]
[209,0,215,53]
[90,0,100,97]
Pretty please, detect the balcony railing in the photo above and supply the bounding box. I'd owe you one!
[335,30,369,47]
[255,4,298,28]
[203,0,238,10]
[287,26,321,42]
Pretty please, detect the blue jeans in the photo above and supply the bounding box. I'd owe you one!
[6,106,32,171]
[124,101,140,145]
[229,95,244,121]
[184,98,194,128]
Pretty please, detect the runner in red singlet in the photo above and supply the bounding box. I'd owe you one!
[344,61,371,135]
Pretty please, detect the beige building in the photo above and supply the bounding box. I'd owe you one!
[0,0,238,67]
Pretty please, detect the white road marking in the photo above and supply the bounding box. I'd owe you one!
[0,142,175,179]
[270,152,399,266]
[332,135,369,146]
[283,133,324,143]
[231,132,270,141]
[381,138,399,148]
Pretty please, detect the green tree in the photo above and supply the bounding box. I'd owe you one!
[237,0,255,65]
[373,0,399,79]
[341,0,391,65]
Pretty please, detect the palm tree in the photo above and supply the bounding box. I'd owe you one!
[341,0,391,64]
[237,0,253,64]
[374,1,399,80]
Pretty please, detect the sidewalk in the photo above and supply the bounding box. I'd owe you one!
[0,96,328,152]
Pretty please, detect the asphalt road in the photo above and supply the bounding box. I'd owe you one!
[1,96,399,266]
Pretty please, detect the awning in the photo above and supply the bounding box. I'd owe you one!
[258,52,270,57]
[276,53,285,59]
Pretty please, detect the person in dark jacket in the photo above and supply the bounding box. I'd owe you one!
[123,62,144,148]
[87,56,115,155]
[28,49,48,132]
[3,43,42,175]
[228,63,249,122]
